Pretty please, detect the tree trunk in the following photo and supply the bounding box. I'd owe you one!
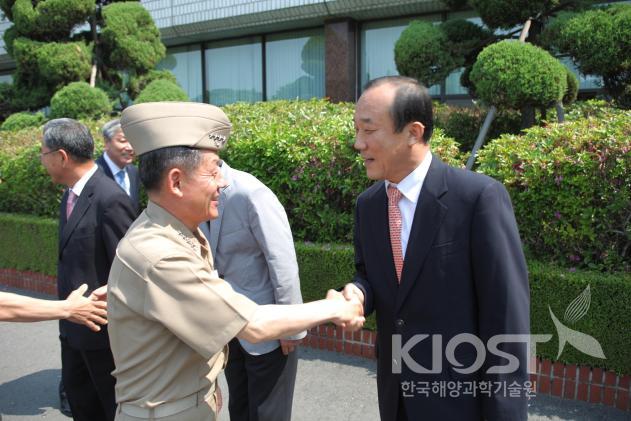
[520,106,536,129]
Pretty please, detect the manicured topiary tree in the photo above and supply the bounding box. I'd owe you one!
[0,111,45,131]
[470,40,567,109]
[551,4,631,108]
[134,80,189,104]
[0,0,166,111]
[49,82,112,119]
[394,21,458,88]
[127,70,177,100]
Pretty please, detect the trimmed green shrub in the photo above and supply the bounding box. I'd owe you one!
[11,0,95,40]
[470,0,548,29]
[128,69,177,100]
[554,4,631,108]
[12,37,92,91]
[394,20,459,88]
[563,67,579,106]
[0,212,57,275]
[440,19,492,63]
[477,107,631,271]
[0,82,13,121]
[50,82,112,120]
[134,79,189,104]
[101,2,166,73]
[1,111,45,131]
[470,40,567,109]
[528,261,631,375]
[433,103,522,152]
[223,99,464,243]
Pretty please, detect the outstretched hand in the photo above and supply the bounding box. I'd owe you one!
[65,284,108,332]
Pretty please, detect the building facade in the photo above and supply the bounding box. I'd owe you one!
[0,0,608,105]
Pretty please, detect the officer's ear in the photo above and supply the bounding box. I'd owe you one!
[165,167,185,197]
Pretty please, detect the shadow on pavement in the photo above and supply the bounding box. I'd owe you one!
[0,369,61,416]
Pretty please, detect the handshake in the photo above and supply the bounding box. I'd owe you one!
[325,283,366,332]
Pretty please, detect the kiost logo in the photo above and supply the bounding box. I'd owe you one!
[392,285,605,375]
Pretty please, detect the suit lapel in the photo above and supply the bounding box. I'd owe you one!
[394,156,448,313]
[209,164,232,258]
[59,173,98,254]
[97,155,114,179]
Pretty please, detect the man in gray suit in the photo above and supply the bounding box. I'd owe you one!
[200,160,305,421]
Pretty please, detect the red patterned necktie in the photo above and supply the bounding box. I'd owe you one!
[387,185,404,283]
[66,190,77,220]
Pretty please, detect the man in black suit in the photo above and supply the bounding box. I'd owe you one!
[96,119,141,214]
[40,119,136,421]
[342,76,530,421]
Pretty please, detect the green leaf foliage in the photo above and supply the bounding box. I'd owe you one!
[394,20,460,87]
[470,40,567,109]
[440,19,493,64]
[476,106,631,271]
[433,101,522,153]
[563,67,579,106]
[555,4,631,108]
[50,82,112,120]
[222,99,465,243]
[0,0,16,20]
[1,111,45,131]
[101,2,166,73]
[11,0,95,41]
[12,37,92,91]
[134,79,189,103]
[0,82,13,121]
[470,0,549,29]
[128,69,177,100]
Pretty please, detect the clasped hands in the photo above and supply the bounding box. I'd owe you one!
[325,283,365,332]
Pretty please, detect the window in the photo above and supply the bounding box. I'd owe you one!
[360,17,441,96]
[157,45,203,102]
[0,73,11,84]
[265,29,325,100]
[205,37,262,106]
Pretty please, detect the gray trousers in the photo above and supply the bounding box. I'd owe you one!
[225,339,298,421]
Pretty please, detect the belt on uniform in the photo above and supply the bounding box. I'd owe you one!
[119,389,212,418]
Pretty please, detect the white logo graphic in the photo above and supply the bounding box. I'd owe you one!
[548,284,605,360]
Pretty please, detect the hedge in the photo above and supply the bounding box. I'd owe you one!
[476,106,631,271]
[0,99,627,272]
[1,213,629,374]
[223,99,464,243]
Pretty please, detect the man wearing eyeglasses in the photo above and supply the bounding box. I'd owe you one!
[40,118,136,421]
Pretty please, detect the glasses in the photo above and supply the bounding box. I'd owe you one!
[39,149,59,159]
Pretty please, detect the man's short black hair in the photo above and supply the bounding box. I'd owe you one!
[138,147,203,192]
[363,76,434,142]
[42,118,94,162]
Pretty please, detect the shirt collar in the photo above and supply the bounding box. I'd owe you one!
[385,152,432,204]
[70,164,98,197]
[103,151,124,175]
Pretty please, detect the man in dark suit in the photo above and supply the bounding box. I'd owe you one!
[342,76,530,421]
[96,119,141,214]
[40,118,136,421]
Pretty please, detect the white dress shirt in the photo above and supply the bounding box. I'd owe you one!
[103,152,130,195]
[385,152,432,258]
[69,164,99,197]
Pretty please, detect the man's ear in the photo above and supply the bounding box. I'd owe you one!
[58,149,70,167]
[407,121,425,146]
[165,168,184,197]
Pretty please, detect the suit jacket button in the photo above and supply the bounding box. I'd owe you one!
[395,319,405,328]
